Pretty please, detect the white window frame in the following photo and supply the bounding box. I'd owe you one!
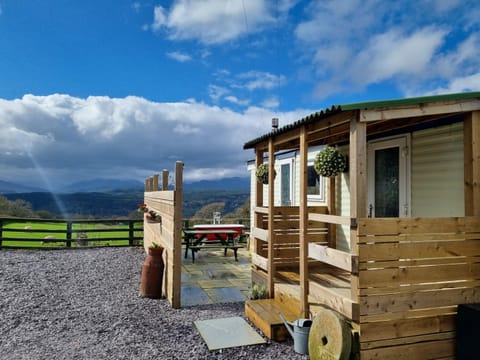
[277,157,295,206]
[307,147,326,202]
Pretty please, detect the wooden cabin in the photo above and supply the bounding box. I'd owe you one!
[243,92,480,359]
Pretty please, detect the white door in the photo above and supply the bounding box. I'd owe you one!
[367,136,410,218]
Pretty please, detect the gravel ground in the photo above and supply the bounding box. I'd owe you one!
[0,247,308,360]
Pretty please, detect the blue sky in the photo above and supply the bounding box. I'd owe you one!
[1,0,480,190]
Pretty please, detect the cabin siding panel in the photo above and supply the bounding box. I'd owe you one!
[411,122,464,217]
[337,146,351,252]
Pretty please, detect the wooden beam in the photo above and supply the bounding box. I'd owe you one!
[268,139,275,298]
[252,253,268,270]
[327,177,336,248]
[349,111,366,308]
[172,161,183,309]
[299,125,309,316]
[464,111,480,216]
[309,213,351,226]
[350,112,367,219]
[252,227,268,242]
[308,243,358,273]
[359,99,480,122]
[254,152,265,258]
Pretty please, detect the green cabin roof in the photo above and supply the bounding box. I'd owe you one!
[243,91,480,149]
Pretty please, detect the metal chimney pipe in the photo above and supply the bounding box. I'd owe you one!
[272,118,279,129]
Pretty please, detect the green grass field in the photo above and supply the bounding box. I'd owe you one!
[1,220,143,248]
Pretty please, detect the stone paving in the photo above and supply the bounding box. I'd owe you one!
[181,246,252,307]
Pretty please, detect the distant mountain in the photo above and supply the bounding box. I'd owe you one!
[3,189,249,218]
[60,179,144,193]
[184,177,249,191]
[0,176,250,195]
[0,180,46,194]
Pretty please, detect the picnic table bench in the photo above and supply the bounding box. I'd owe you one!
[183,229,244,263]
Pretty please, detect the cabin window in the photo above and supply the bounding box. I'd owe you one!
[307,165,325,201]
[281,163,292,206]
[278,158,294,206]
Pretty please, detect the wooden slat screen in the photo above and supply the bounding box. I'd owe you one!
[356,216,480,359]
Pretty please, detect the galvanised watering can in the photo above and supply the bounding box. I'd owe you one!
[278,310,313,355]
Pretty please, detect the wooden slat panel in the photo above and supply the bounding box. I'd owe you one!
[360,306,457,323]
[358,232,480,244]
[357,217,480,236]
[360,287,480,315]
[360,314,455,342]
[359,240,480,261]
[359,280,480,296]
[359,262,480,288]
[252,253,268,270]
[359,256,480,270]
[144,191,175,202]
[360,339,454,360]
[361,331,454,350]
[252,227,268,241]
[309,281,359,321]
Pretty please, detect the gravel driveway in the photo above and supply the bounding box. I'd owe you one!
[0,247,307,360]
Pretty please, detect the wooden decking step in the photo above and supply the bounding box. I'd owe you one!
[245,299,298,341]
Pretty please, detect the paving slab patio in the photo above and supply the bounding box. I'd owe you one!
[181,246,251,307]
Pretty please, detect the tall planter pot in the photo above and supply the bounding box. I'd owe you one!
[139,246,165,299]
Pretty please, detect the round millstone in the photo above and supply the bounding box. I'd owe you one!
[308,308,352,360]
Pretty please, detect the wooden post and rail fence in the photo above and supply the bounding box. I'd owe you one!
[0,218,144,249]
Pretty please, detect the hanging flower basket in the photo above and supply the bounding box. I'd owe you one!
[146,210,162,223]
[256,163,276,184]
[314,146,348,177]
[137,203,148,213]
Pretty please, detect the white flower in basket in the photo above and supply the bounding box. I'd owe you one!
[313,146,348,177]
[255,163,276,184]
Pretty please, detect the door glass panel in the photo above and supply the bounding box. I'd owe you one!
[281,163,291,206]
[375,147,399,217]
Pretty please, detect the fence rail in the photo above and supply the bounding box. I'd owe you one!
[0,217,251,250]
[0,218,144,249]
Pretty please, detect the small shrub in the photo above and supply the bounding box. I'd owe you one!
[249,284,269,300]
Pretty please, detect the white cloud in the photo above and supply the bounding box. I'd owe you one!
[294,0,480,99]
[422,0,461,13]
[166,51,192,62]
[208,85,229,102]
[429,73,480,94]
[151,0,274,44]
[261,97,280,109]
[238,71,286,91]
[0,94,313,187]
[225,95,250,106]
[132,2,141,13]
[351,27,446,85]
[152,6,167,31]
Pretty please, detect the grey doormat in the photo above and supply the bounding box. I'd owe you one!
[194,316,266,350]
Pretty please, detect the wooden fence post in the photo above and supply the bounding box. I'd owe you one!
[66,221,72,248]
[162,169,169,191]
[128,220,134,246]
[152,174,159,191]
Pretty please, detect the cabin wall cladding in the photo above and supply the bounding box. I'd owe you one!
[411,122,464,217]
[356,217,480,359]
[143,162,183,309]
